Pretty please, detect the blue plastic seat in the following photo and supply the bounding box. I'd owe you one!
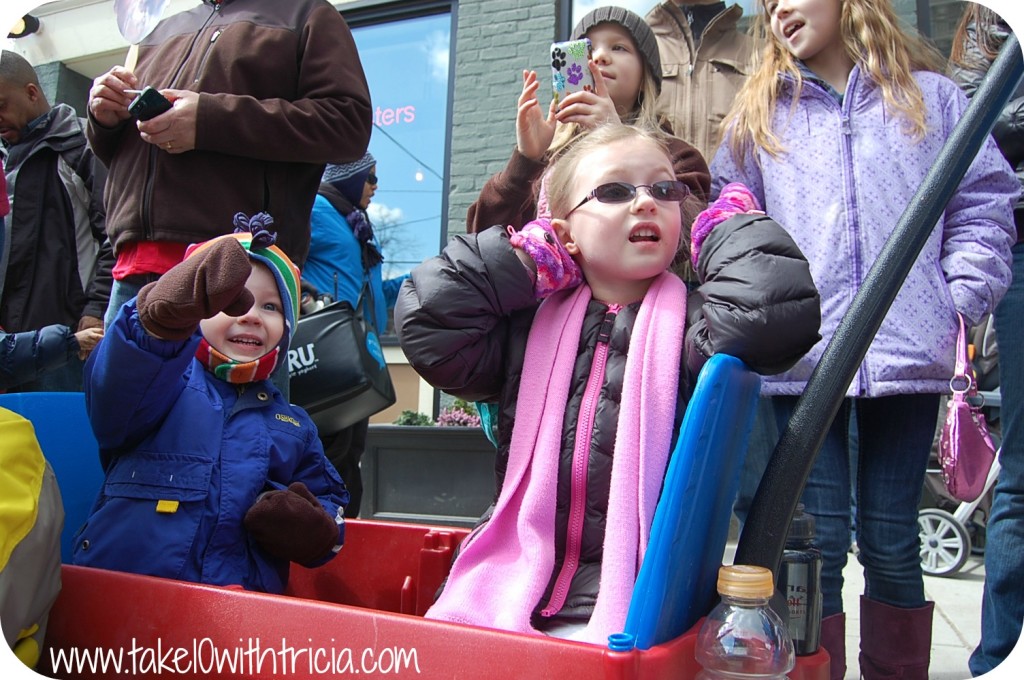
[0,392,102,562]
[621,353,761,649]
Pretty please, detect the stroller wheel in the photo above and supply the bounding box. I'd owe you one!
[919,508,971,577]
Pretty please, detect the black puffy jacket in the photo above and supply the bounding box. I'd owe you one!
[949,17,1024,242]
[395,215,820,624]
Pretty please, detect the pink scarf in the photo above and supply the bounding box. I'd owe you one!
[425,272,687,644]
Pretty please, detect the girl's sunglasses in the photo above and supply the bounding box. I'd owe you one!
[566,180,689,218]
[366,173,378,185]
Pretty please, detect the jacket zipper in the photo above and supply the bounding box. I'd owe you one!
[540,304,619,618]
[834,70,866,394]
[141,6,219,237]
[194,29,223,83]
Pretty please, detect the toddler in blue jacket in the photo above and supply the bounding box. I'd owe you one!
[74,212,348,594]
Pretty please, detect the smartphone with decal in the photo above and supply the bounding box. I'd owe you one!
[551,38,594,108]
[128,86,172,121]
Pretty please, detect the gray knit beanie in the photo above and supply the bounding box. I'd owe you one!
[572,6,662,94]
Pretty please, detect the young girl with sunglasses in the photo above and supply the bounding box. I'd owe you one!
[710,0,1017,676]
[466,6,710,266]
[396,123,820,643]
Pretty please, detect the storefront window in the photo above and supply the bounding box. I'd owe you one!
[349,10,452,283]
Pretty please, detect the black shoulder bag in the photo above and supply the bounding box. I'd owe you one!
[288,274,397,434]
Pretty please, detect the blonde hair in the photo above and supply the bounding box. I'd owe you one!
[725,0,946,161]
[546,39,665,160]
[546,124,673,219]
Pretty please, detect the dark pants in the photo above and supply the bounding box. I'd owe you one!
[322,418,369,518]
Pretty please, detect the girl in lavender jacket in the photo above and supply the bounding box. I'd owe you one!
[709,0,1017,677]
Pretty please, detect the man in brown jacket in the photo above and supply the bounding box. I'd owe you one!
[87,0,372,329]
[645,1,757,161]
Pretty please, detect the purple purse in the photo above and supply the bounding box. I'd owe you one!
[938,313,997,503]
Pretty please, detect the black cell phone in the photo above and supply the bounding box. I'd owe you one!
[129,86,172,121]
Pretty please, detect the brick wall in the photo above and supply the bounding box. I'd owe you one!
[35,62,92,119]
[446,0,558,235]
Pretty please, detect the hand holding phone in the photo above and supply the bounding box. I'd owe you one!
[128,86,172,121]
[551,39,595,108]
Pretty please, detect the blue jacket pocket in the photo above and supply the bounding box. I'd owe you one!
[73,453,214,581]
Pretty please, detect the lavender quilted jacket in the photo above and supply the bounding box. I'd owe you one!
[711,66,1018,397]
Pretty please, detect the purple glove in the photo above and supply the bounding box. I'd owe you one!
[508,219,583,299]
[690,183,763,267]
[243,482,339,565]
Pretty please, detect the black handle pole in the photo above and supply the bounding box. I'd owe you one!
[735,34,1024,575]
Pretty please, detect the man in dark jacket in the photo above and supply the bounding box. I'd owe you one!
[87,0,373,328]
[0,50,109,391]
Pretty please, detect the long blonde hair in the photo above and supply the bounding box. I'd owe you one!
[725,0,946,161]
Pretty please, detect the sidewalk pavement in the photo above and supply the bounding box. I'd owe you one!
[840,547,984,680]
[723,541,993,679]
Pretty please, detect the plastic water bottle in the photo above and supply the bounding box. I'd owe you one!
[778,504,823,655]
[695,565,795,679]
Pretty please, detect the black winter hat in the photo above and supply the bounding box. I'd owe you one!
[572,6,662,94]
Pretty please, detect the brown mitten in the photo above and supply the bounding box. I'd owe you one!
[243,482,339,565]
[136,237,255,340]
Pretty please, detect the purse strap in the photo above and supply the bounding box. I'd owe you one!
[354,274,380,329]
[950,312,974,396]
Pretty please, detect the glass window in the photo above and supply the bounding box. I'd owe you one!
[349,11,452,284]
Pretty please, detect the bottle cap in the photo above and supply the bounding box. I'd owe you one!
[716,564,774,598]
[787,503,816,542]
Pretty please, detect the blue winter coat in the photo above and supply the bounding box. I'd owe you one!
[711,66,1018,397]
[73,301,348,593]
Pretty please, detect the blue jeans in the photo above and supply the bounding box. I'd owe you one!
[772,393,938,617]
[105,275,291,401]
[104,276,153,330]
[971,241,1024,675]
[733,397,778,527]
[736,398,859,539]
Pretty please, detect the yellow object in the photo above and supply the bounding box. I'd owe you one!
[0,410,44,572]
[13,635,40,668]
[156,500,180,514]
[13,624,41,667]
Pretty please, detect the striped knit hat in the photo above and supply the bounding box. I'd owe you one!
[186,212,301,384]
